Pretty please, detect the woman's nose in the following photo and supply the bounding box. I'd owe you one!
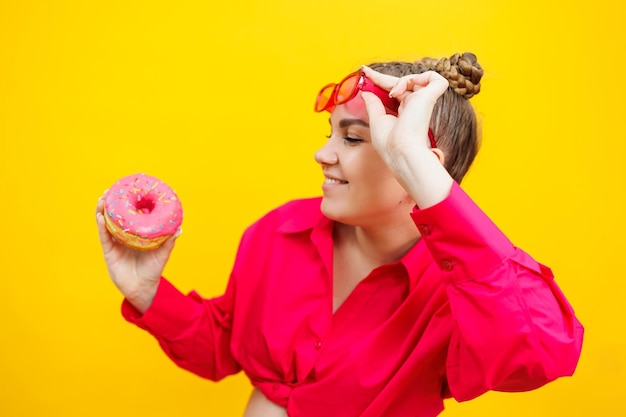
[314,138,339,165]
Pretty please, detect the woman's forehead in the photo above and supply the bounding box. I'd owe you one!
[332,96,370,125]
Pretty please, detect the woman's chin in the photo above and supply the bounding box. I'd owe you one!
[320,199,345,222]
[320,199,360,225]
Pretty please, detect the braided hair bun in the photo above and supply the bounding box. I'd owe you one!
[415,53,483,99]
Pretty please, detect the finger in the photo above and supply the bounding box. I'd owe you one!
[161,227,182,251]
[96,209,116,256]
[96,189,119,255]
[360,91,395,141]
[360,91,398,154]
[153,228,181,268]
[96,199,104,222]
[388,72,450,103]
[95,190,108,221]
[404,72,449,98]
[360,91,387,120]
[361,65,400,91]
[387,73,429,99]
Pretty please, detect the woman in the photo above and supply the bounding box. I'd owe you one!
[96,52,583,417]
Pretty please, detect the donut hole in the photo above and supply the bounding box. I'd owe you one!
[135,195,156,214]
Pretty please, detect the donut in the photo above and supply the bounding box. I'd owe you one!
[103,173,183,251]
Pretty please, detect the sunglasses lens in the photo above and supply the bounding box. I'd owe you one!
[315,84,336,112]
[335,72,361,104]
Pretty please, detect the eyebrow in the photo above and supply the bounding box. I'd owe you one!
[329,118,370,129]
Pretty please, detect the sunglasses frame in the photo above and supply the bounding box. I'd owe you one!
[315,71,399,114]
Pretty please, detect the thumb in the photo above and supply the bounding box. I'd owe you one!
[153,227,181,266]
[360,91,396,151]
[360,91,387,121]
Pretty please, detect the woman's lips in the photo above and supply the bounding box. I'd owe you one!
[322,176,348,191]
[324,177,348,185]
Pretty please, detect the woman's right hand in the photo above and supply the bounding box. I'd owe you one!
[96,193,180,314]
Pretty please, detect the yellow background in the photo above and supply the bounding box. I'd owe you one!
[0,0,623,416]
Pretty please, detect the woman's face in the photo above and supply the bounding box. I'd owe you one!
[314,96,414,227]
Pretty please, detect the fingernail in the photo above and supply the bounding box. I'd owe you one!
[174,227,183,238]
[388,87,396,98]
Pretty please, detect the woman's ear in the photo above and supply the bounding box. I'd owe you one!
[431,147,446,166]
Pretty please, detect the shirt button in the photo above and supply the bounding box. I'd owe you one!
[314,340,323,350]
[441,259,454,271]
[417,224,432,236]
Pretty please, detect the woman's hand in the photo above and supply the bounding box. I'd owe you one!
[360,66,448,158]
[96,193,180,313]
[360,66,453,209]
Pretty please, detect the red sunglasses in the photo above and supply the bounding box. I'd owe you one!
[314,70,436,148]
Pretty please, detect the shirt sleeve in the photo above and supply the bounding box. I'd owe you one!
[121,275,241,381]
[410,182,584,402]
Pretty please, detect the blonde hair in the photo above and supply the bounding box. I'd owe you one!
[368,52,484,183]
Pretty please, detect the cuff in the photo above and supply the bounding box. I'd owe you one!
[121,277,198,340]
[410,182,515,283]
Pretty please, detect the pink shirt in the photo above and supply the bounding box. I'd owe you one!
[123,182,583,417]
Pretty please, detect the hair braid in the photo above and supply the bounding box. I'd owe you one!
[415,53,483,99]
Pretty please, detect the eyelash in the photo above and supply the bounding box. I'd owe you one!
[325,134,363,144]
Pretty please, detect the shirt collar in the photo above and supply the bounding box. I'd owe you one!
[276,197,327,234]
[398,238,432,288]
[276,197,431,286]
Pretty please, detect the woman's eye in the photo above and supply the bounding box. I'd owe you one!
[343,136,363,144]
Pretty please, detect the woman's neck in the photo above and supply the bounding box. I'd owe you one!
[333,217,420,267]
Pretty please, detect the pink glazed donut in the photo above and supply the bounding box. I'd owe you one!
[103,173,183,251]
